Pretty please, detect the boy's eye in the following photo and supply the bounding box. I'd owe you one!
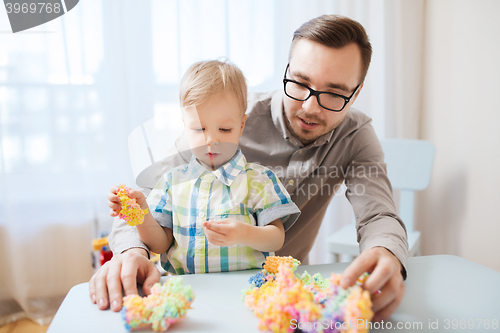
[220,128,231,133]
[193,128,204,132]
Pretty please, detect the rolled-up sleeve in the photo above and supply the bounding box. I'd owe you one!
[252,169,301,231]
[147,173,174,229]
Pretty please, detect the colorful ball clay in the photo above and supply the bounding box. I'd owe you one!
[117,184,149,226]
[243,256,374,333]
[121,277,195,332]
[262,255,301,274]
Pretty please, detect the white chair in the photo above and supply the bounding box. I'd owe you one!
[326,138,435,262]
[128,114,184,188]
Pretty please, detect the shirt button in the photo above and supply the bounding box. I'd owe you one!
[288,179,294,186]
[202,182,208,189]
[199,212,205,218]
[196,244,203,250]
[298,150,302,154]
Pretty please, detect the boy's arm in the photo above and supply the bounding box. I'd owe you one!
[136,213,173,254]
[109,186,173,254]
[203,218,284,252]
[241,219,285,252]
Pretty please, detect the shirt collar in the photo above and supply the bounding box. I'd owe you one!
[187,155,209,180]
[313,129,335,146]
[271,90,292,141]
[270,89,335,148]
[188,149,246,186]
[213,149,246,186]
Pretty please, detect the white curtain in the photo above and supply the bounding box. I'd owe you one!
[0,0,393,324]
[0,0,137,325]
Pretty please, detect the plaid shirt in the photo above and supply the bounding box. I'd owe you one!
[147,149,300,275]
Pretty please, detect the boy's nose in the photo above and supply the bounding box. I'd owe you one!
[204,132,219,145]
[207,141,219,151]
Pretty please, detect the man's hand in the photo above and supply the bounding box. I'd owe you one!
[340,247,405,322]
[88,248,161,312]
[203,218,244,247]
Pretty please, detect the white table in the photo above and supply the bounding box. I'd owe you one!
[47,255,500,332]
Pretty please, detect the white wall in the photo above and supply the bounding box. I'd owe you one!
[418,0,500,271]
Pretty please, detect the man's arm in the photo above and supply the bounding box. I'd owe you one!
[89,187,159,312]
[342,121,408,321]
[344,123,409,275]
[108,188,152,258]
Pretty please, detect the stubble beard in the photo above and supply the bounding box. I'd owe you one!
[283,108,325,146]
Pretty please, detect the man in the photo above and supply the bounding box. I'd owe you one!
[89,15,407,322]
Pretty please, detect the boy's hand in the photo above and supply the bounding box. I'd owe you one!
[203,218,245,247]
[107,186,147,217]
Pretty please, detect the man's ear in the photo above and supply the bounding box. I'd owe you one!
[351,83,364,104]
[240,114,248,136]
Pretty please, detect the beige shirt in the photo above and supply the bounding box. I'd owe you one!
[110,90,409,276]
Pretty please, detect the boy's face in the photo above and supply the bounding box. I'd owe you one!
[183,93,247,171]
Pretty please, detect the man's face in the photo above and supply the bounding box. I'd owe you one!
[283,39,364,145]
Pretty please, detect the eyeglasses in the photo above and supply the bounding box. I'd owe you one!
[283,64,360,112]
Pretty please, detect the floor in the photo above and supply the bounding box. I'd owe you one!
[0,319,49,333]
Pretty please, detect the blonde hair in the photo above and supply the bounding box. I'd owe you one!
[180,59,247,113]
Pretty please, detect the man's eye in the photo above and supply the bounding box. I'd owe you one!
[220,128,231,133]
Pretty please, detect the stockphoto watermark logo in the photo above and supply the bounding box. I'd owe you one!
[3,0,79,33]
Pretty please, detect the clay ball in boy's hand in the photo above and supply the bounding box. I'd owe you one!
[116,184,149,226]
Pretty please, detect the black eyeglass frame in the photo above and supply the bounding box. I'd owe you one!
[283,64,361,112]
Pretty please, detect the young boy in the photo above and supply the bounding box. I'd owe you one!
[110,60,300,275]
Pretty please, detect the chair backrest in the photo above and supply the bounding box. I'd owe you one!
[128,117,183,185]
[380,139,435,231]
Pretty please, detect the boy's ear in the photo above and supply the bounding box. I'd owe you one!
[240,114,248,136]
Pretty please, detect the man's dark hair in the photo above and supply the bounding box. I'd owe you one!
[290,15,372,83]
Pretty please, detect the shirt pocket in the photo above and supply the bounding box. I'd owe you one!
[209,204,256,225]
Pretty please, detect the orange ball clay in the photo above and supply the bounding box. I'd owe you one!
[117,184,149,226]
[263,256,300,274]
